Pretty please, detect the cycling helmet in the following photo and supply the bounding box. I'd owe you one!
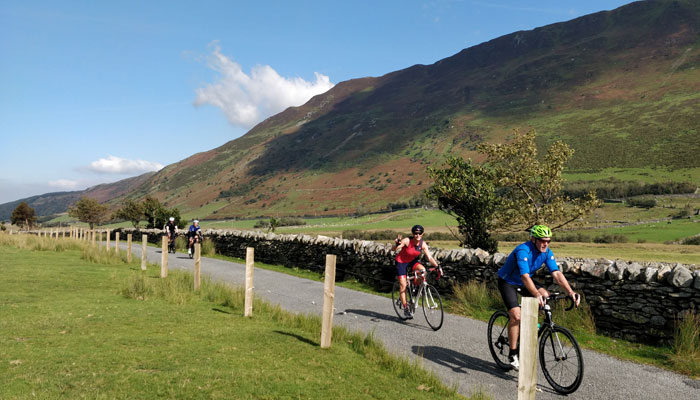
[169,217,174,222]
[530,225,552,239]
[411,225,424,234]
[193,220,199,224]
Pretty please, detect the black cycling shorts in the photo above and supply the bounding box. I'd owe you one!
[498,278,544,310]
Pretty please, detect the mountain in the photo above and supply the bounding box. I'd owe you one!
[0,173,154,221]
[3,0,699,220]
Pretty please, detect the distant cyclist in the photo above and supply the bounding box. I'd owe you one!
[163,217,178,240]
[497,225,580,370]
[392,224,439,319]
[187,219,203,255]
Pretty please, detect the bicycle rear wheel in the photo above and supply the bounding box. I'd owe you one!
[487,310,513,370]
[421,284,443,330]
[391,281,409,320]
[539,326,584,394]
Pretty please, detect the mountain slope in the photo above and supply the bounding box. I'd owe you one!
[4,0,699,220]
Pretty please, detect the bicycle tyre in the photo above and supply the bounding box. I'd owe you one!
[487,310,513,371]
[391,281,409,320]
[421,284,444,330]
[539,326,584,394]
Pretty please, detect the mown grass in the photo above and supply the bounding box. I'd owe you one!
[0,234,480,399]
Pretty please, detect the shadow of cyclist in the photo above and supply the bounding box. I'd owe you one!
[344,308,434,331]
[413,345,516,379]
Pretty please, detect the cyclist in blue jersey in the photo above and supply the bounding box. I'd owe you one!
[497,225,580,370]
[187,220,202,255]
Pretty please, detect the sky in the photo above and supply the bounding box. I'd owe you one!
[0,0,635,204]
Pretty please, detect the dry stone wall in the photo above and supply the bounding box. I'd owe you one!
[120,228,699,344]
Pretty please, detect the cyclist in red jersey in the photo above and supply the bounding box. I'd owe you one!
[392,224,439,319]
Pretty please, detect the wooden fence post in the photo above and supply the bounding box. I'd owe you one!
[106,229,111,251]
[141,234,148,271]
[127,234,132,263]
[320,254,337,349]
[194,243,201,291]
[518,297,540,400]
[160,236,168,278]
[244,247,254,317]
[91,230,96,246]
[115,232,120,255]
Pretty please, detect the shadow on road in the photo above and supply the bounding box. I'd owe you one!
[414,345,516,381]
[274,330,318,347]
[344,308,434,330]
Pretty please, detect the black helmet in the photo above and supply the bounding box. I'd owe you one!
[411,225,424,234]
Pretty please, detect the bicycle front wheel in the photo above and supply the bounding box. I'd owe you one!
[421,284,443,330]
[487,310,513,370]
[391,281,409,320]
[539,326,584,394]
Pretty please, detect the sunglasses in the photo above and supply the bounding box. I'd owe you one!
[412,232,423,235]
[538,238,551,244]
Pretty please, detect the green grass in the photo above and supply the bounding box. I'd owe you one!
[0,234,475,399]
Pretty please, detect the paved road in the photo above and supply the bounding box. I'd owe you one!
[124,243,700,399]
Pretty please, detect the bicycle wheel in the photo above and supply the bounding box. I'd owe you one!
[539,326,584,394]
[421,284,443,330]
[391,281,409,320]
[487,310,513,370]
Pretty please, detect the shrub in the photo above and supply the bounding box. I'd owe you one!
[627,198,657,209]
[681,236,700,245]
[670,309,700,376]
[593,234,629,244]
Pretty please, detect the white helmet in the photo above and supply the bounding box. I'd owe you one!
[194,220,199,224]
[169,217,175,222]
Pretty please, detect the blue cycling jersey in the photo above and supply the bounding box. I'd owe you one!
[497,241,559,286]
[188,225,200,235]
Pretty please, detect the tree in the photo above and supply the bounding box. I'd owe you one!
[426,130,601,251]
[11,202,36,229]
[142,196,183,229]
[68,197,109,229]
[476,129,600,231]
[426,157,500,252]
[114,199,145,227]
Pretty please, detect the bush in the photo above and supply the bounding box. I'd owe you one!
[627,198,657,209]
[671,309,700,376]
[593,234,629,244]
[681,236,700,245]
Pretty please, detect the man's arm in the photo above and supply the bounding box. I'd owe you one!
[520,273,544,306]
[552,270,581,307]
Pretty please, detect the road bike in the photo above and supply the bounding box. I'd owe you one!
[167,233,176,253]
[188,231,203,259]
[487,290,584,394]
[391,266,444,331]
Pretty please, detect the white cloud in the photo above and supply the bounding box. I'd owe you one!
[88,155,164,175]
[48,179,79,190]
[194,44,335,129]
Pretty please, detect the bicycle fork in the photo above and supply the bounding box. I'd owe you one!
[541,305,567,362]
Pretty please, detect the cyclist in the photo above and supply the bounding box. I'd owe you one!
[187,219,203,255]
[392,224,439,319]
[497,224,580,370]
[163,217,178,247]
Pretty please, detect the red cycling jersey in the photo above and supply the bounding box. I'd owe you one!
[395,238,423,263]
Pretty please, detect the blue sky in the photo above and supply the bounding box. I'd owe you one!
[0,0,634,204]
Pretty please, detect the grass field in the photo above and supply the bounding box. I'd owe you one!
[0,235,477,399]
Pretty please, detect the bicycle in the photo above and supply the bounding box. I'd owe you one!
[167,233,176,254]
[391,266,444,331]
[487,290,584,394]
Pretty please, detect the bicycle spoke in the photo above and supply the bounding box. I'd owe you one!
[539,326,584,394]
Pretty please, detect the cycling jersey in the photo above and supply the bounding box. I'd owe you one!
[395,238,423,263]
[497,241,559,286]
[164,222,177,234]
[188,225,201,237]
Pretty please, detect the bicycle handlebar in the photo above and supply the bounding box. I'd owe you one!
[545,291,577,311]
